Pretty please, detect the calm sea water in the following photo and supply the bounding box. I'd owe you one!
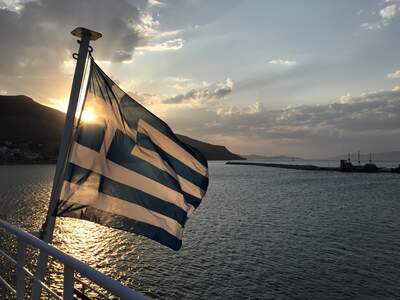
[1,162,400,299]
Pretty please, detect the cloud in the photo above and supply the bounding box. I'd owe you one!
[147,0,165,8]
[362,3,398,30]
[246,101,265,114]
[162,78,234,105]
[133,11,186,54]
[136,38,184,51]
[0,0,23,11]
[0,0,186,102]
[388,69,400,79]
[134,11,181,42]
[217,101,265,117]
[170,88,400,157]
[128,90,163,106]
[122,82,400,157]
[269,59,297,66]
[0,0,153,104]
[212,90,400,137]
[167,77,195,90]
[340,92,351,104]
[0,0,150,69]
[361,22,384,30]
[380,4,397,19]
[0,0,152,101]
[216,105,240,117]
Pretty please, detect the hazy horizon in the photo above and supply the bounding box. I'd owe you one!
[1,0,400,158]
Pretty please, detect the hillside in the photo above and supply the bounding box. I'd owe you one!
[177,135,244,161]
[0,95,65,142]
[0,95,244,163]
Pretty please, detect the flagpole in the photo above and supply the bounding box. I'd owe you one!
[31,27,102,299]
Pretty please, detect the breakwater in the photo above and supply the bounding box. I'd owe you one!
[226,161,400,173]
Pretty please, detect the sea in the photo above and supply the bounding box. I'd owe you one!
[0,161,400,299]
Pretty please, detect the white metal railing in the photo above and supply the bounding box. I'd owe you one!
[0,218,147,299]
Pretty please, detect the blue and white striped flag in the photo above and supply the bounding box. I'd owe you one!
[57,58,209,250]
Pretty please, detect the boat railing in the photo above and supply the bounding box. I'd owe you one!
[0,217,146,299]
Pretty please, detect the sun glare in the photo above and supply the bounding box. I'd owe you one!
[81,107,96,123]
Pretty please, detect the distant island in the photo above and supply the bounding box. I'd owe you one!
[244,154,303,161]
[246,152,400,162]
[0,95,244,164]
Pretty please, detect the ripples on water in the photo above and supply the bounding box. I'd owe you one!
[0,162,400,299]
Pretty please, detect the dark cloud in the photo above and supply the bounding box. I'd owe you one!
[0,0,154,103]
[0,0,144,75]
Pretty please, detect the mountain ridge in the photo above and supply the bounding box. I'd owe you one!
[0,95,244,162]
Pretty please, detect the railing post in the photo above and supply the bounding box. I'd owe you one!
[0,218,146,299]
[16,238,26,300]
[63,265,74,300]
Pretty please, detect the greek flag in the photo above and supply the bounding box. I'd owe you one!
[57,58,209,250]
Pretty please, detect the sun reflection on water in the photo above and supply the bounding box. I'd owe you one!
[55,218,116,263]
[51,217,145,291]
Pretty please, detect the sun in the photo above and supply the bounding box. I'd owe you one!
[81,107,97,123]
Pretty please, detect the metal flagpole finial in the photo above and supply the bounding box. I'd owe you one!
[71,27,102,41]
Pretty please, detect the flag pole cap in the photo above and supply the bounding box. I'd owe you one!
[71,27,102,41]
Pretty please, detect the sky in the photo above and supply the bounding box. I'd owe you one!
[0,0,399,158]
